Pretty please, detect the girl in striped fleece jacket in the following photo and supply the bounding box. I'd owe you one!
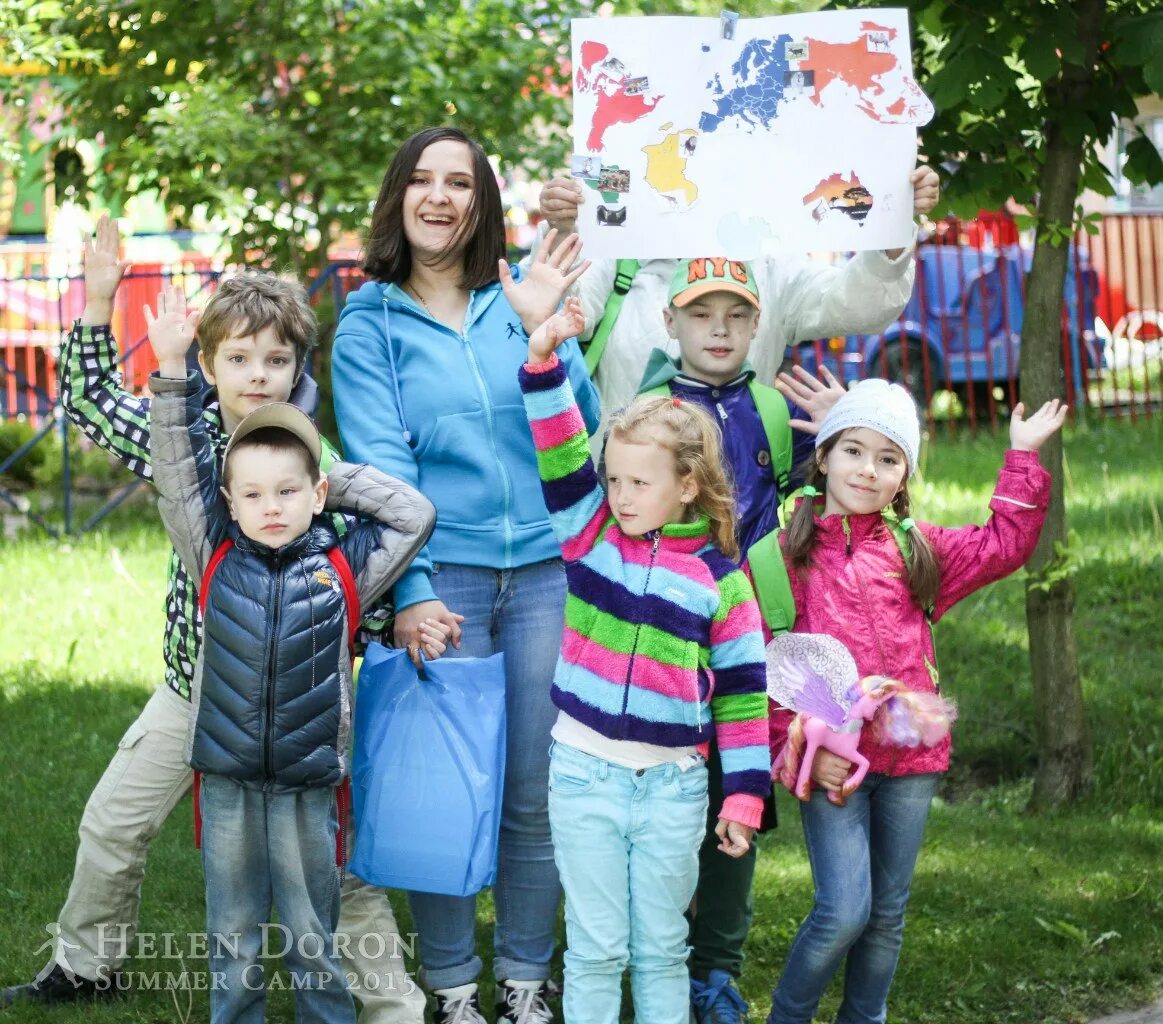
[517,297,770,1024]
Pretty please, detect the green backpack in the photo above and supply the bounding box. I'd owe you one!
[748,504,933,644]
[641,377,794,497]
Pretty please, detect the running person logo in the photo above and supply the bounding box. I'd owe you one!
[34,923,84,988]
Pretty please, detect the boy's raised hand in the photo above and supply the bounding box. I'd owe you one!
[527,296,585,365]
[911,165,940,218]
[539,176,584,236]
[81,213,132,326]
[499,228,591,336]
[143,286,199,379]
[774,364,846,433]
[1009,398,1068,452]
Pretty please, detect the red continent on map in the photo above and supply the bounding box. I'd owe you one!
[800,22,901,122]
[575,40,663,151]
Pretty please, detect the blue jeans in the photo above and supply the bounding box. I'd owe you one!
[767,773,938,1024]
[200,776,354,1024]
[407,559,565,988]
[549,741,708,1024]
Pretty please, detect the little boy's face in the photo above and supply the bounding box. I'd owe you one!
[222,446,327,550]
[664,292,759,388]
[199,325,298,433]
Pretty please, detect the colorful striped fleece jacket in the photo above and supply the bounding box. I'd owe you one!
[520,353,772,827]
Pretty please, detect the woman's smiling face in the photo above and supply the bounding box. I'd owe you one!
[402,139,477,264]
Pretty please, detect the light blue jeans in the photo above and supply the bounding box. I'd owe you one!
[200,776,354,1024]
[767,772,938,1024]
[549,741,709,1024]
[407,559,566,988]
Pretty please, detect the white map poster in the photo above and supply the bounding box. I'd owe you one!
[571,10,934,259]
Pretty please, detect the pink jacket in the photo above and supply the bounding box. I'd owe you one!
[761,449,1050,779]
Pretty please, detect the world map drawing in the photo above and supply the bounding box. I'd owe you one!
[571,10,934,258]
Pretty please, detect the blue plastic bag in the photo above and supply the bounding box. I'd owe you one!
[350,643,507,897]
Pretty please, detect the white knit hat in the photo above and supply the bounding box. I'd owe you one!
[815,379,921,475]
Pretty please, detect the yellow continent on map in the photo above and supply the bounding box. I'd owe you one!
[642,129,699,209]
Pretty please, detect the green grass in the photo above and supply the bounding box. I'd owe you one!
[2,418,1161,1023]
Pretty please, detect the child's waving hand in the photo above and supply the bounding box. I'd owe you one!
[143,286,200,379]
[527,296,585,365]
[82,213,132,324]
[1009,399,1068,452]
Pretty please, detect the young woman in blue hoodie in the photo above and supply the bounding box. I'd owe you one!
[331,126,600,1024]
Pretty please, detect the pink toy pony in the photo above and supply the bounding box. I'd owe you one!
[766,633,957,805]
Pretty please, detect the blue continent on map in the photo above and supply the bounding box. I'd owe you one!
[699,34,793,133]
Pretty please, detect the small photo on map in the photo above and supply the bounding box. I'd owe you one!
[866,31,891,53]
[624,76,650,96]
[598,166,631,194]
[785,41,809,62]
[720,11,739,40]
[597,205,627,227]
[784,69,815,95]
[682,135,698,157]
[571,154,602,179]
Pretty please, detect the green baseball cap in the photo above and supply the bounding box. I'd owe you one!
[667,258,761,310]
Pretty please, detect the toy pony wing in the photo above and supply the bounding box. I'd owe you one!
[765,633,860,729]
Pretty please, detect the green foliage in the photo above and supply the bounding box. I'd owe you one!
[849,0,1163,225]
[44,0,578,270]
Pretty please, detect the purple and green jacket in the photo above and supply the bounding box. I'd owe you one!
[519,353,771,826]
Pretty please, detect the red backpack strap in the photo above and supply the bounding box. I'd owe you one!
[326,547,361,655]
[199,539,235,616]
[193,771,203,849]
[193,543,233,853]
[335,776,352,870]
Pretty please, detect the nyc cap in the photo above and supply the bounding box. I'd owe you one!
[668,258,761,310]
[224,403,322,466]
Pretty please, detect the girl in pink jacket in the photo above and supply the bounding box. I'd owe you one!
[756,379,1066,1024]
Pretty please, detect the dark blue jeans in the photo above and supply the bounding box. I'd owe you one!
[406,559,566,989]
[767,772,938,1024]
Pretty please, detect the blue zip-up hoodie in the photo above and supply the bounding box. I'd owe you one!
[332,274,601,611]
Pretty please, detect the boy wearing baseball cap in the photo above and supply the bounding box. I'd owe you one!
[149,375,436,1023]
[637,257,838,1021]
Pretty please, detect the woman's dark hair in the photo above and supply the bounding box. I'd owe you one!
[362,126,506,290]
[784,432,941,611]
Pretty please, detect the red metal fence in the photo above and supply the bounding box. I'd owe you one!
[781,212,1162,429]
[3,215,1162,433]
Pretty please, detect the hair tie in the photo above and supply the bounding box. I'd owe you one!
[672,397,681,408]
[900,517,916,532]
[801,485,819,498]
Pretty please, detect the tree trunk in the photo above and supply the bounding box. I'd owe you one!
[1021,0,1101,809]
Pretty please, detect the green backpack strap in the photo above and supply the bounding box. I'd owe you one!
[882,509,940,682]
[748,379,793,496]
[747,529,796,637]
[584,258,640,376]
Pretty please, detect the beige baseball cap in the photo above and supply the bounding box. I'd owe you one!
[224,403,322,467]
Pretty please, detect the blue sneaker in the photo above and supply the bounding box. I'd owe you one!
[690,969,749,1024]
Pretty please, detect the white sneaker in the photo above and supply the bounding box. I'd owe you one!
[495,979,557,1024]
[434,983,488,1024]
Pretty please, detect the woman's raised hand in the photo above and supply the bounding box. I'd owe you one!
[527,297,585,365]
[1009,399,1068,452]
[499,228,591,336]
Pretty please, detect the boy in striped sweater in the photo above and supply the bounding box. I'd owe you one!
[518,297,770,1024]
